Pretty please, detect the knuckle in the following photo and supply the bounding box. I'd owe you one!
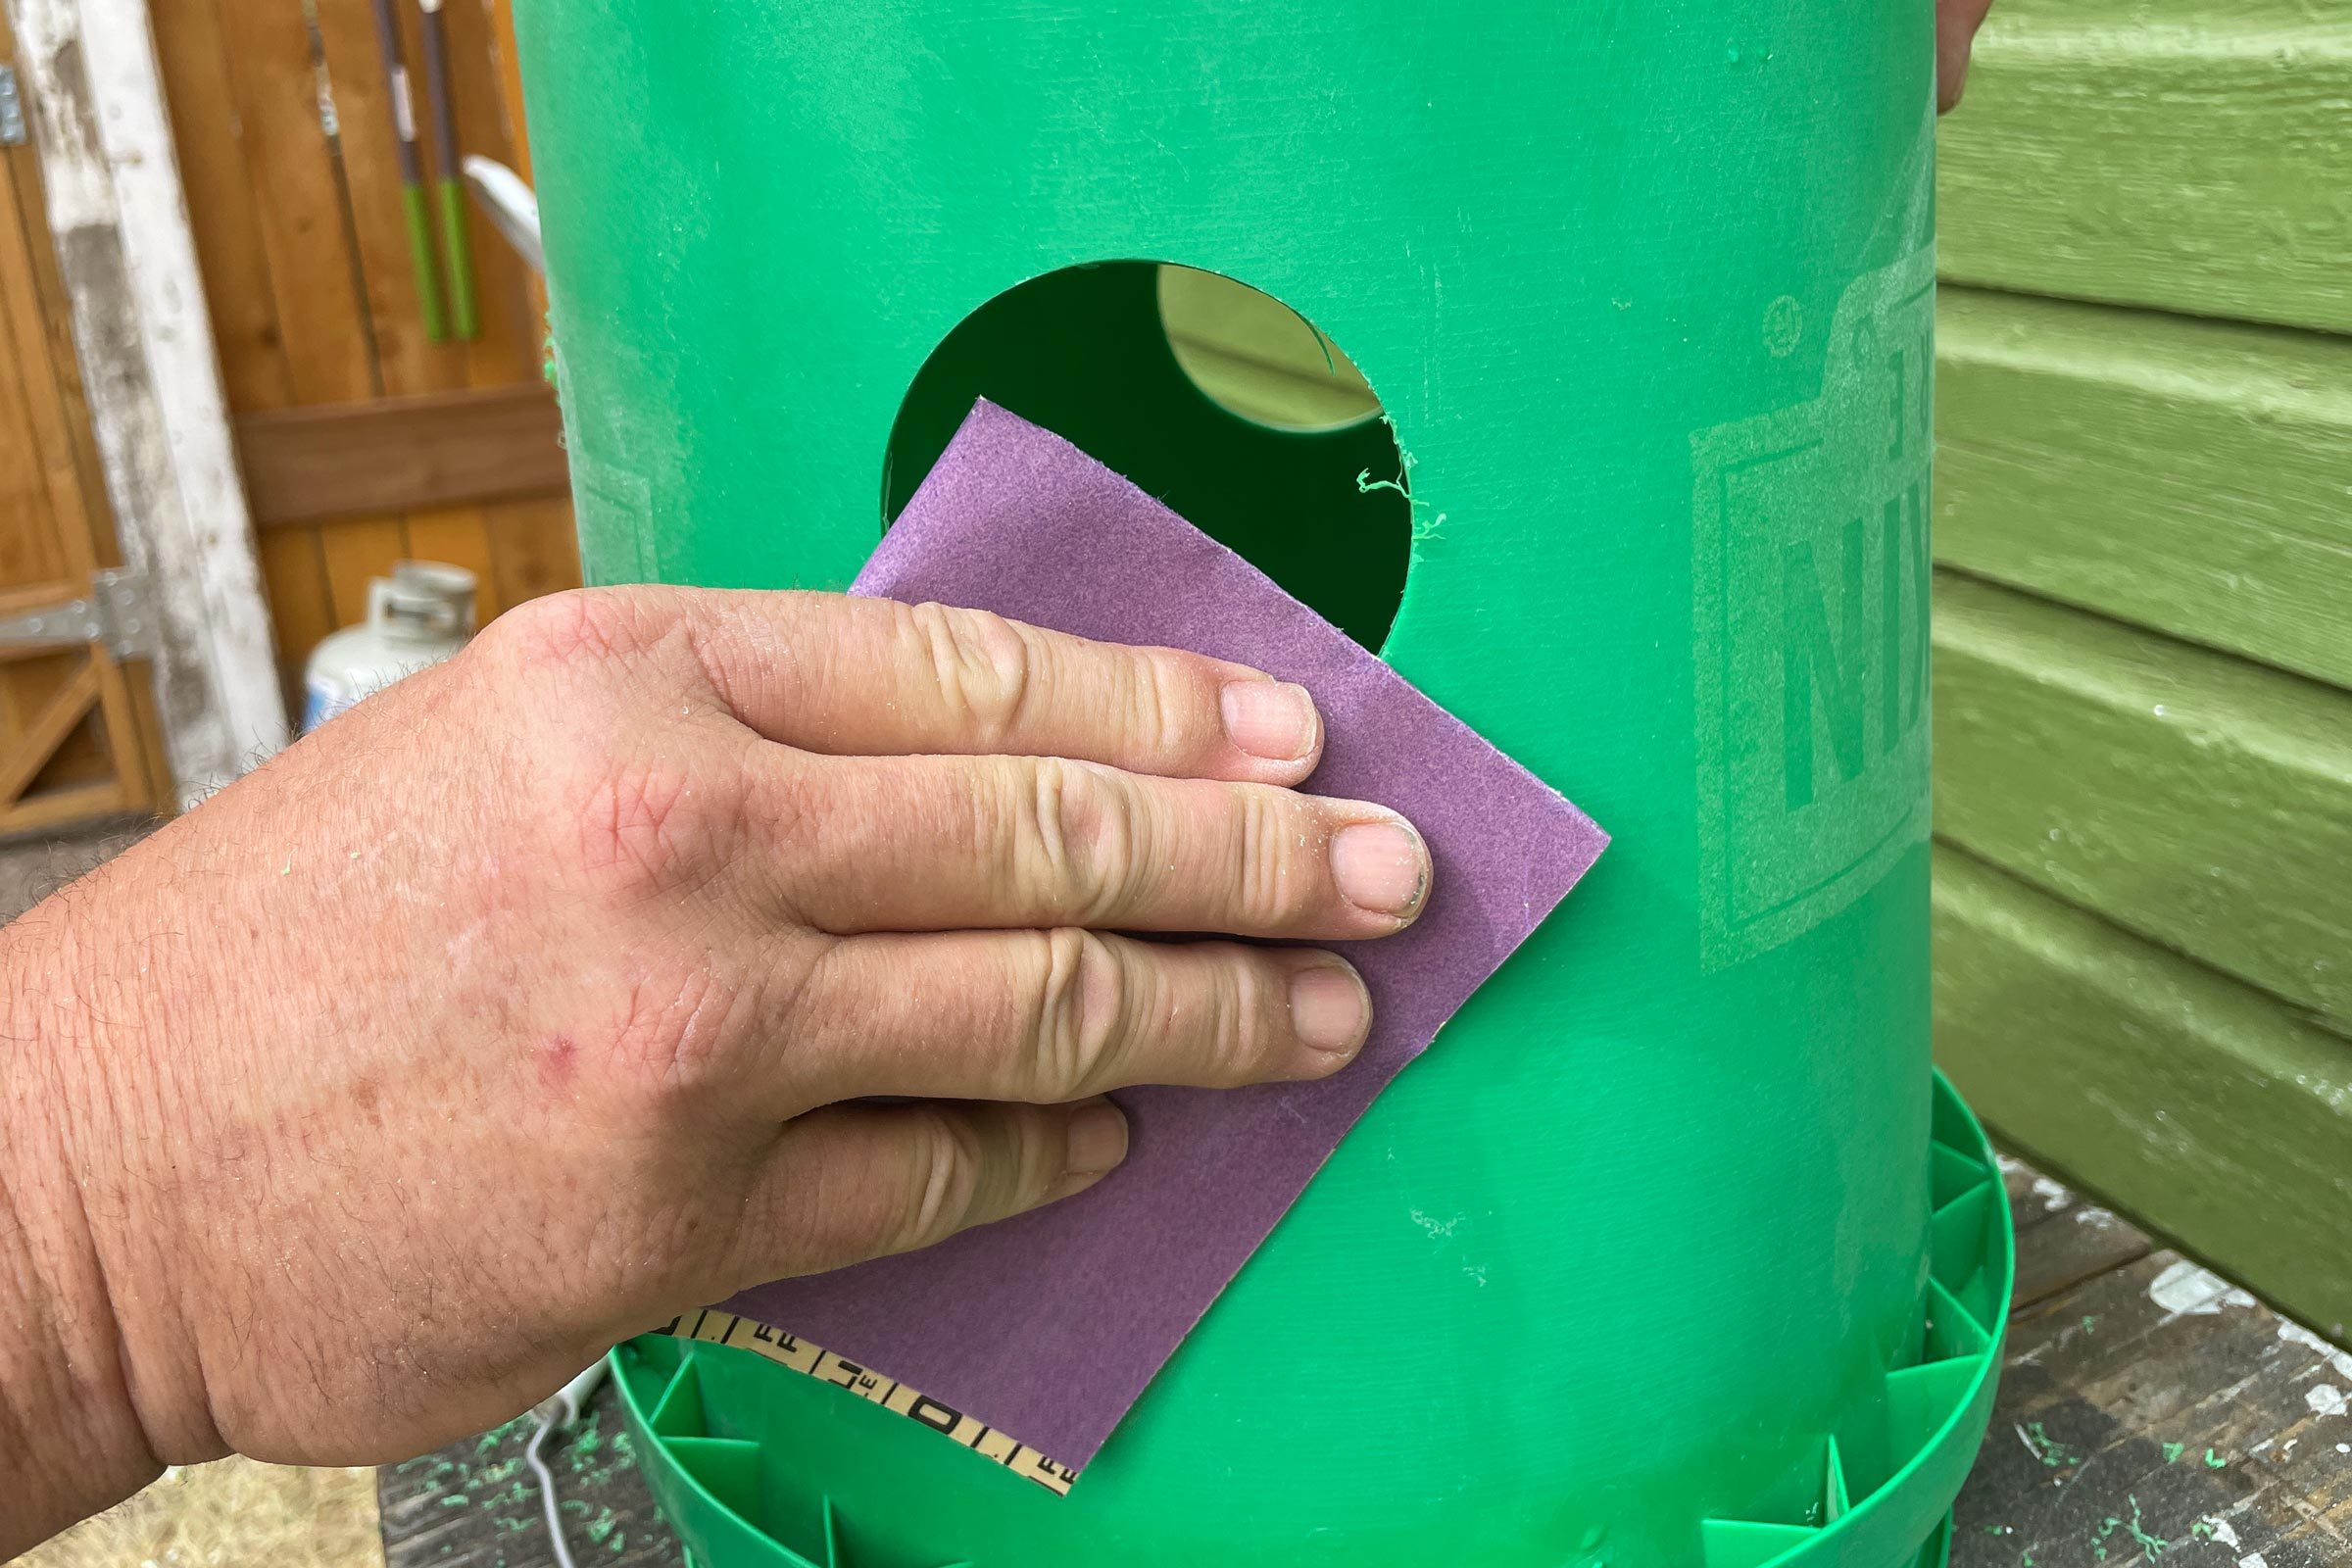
[1197,948,1272,1083]
[1018,759,1144,921]
[896,1107,988,1251]
[903,601,1037,745]
[1229,954,1287,1072]
[491,587,643,667]
[602,959,749,1094]
[1231,787,1318,928]
[567,754,723,893]
[1026,929,1126,1099]
[1124,652,1195,760]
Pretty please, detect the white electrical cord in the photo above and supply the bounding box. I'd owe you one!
[525,1359,612,1568]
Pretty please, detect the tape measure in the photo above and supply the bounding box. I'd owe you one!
[655,1309,1080,1495]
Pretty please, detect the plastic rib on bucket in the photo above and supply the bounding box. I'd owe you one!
[511,2,2012,1564]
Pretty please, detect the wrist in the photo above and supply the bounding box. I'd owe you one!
[0,886,176,1553]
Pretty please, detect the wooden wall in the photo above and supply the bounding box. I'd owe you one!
[1931,0,2352,1333]
[0,1,175,831]
[152,0,577,710]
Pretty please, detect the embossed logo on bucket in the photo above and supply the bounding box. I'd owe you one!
[1690,245,1936,971]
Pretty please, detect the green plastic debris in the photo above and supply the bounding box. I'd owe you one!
[2027,1423,2081,1469]
[2126,1495,2168,1555]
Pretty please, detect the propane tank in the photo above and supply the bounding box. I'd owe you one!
[301,562,477,732]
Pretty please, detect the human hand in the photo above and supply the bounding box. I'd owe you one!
[0,588,1427,1527]
[1937,0,1996,112]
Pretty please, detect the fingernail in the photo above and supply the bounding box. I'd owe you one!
[1330,818,1429,917]
[1064,1100,1129,1177]
[1221,680,1320,762]
[1289,961,1372,1056]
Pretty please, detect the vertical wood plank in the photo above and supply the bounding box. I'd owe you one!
[0,88,100,586]
[258,529,337,686]
[484,0,546,323]
[210,0,380,405]
[0,269,67,585]
[311,0,464,398]
[319,520,409,626]
[313,0,512,592]
[433,0,558,588]
[207,0,416,642]
[403,506,498,626]
[148,0,297,412]
[438,0,538,386]
[485,495,579,615]
[486,0,531,179]
[122,666,180,811]
[149,0,329,737]
[6,145,124,584]
[312,0,570,616]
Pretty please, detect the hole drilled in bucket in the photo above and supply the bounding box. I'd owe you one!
[1157,267,1382,433]
[883,262,1409,652]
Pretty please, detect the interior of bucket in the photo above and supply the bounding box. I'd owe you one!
[882,262,1413,654]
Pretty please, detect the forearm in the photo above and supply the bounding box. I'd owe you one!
[0,896,169,1556]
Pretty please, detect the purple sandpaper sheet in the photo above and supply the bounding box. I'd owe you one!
[717,401,1606,1470]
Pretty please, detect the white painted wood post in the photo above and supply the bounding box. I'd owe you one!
[7,0,288,802]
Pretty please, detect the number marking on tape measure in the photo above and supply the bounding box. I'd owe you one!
[654,1310,1079,1495]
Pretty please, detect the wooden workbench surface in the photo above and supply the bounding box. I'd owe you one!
[380,1160,2352,1568]
[1950,1160,2350,1567]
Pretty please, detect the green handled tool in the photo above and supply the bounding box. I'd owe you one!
[367,0,448,341]
[416,0,479,340]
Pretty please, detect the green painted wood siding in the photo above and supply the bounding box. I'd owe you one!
[1938,1,2352,335]
[1936,573,2352,1024]
[1935,1,2352,1334]
[1934,847,2352,1336]
[1937,290,2352,690]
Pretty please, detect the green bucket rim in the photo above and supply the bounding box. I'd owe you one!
[613,1070,2014,1568]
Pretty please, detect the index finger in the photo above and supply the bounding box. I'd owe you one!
[680,590,1325,785]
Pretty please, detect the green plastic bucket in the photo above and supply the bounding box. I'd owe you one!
[513,2,2009,1563]
[611,1074,2007,1568]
